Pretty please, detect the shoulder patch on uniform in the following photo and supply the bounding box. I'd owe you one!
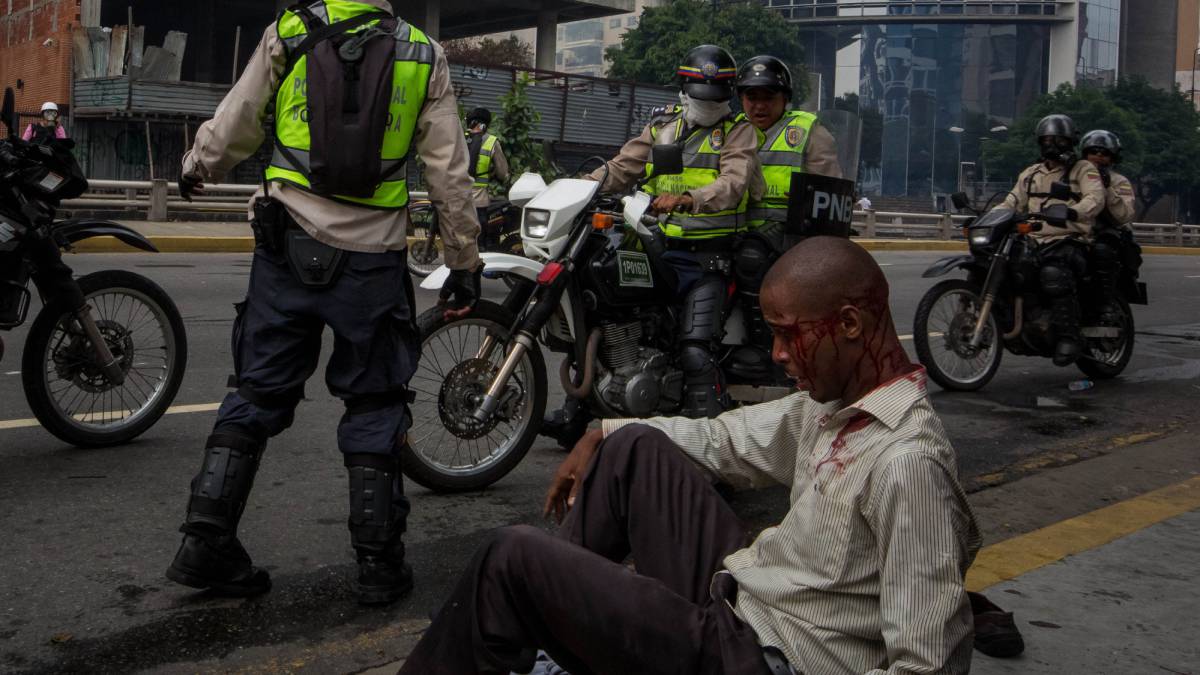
[1117,183,1134,195]
[1085,170,1102,182]
[785,126,803,148]
[710,127,725,150]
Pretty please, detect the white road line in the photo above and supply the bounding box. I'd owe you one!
[1187,275,1200,278]
[4,371,19,376]
[0,402,221,431]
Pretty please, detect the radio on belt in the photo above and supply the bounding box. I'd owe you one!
[784,173,857,240]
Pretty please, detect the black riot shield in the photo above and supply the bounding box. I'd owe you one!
[784,173,857,240]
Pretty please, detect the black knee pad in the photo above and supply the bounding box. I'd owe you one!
[1091,240,1120,268]
[679,341,717,374]
[1039,264,1075,297]
[734,237,773,295]
[680,275,728,342]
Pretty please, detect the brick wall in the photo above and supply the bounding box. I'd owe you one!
[0,0,80,115]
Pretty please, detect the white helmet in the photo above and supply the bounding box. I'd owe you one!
[40,101,59,113]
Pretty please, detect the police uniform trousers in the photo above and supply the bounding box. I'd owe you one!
[398,425,778,675]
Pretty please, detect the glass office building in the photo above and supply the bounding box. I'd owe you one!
[779,1,1120,198]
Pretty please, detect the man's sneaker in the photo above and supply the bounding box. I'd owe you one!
[166,533,271,597]
[356,556,414,606]
[970,591,1025,658]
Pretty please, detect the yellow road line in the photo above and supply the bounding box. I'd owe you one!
[967,475,1200,591]
[0,402,220,431]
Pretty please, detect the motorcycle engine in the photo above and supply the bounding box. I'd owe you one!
[594,321,683,417]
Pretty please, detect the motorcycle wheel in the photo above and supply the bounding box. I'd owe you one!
[407,205,443,278]
[913,279,1004,392]
[402,300,547,492]
[1078,298,1135,379]
[22,270,188,447]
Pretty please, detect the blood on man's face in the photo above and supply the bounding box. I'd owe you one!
[762,284,847,403]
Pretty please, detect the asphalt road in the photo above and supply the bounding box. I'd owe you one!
[0,251,1197,674]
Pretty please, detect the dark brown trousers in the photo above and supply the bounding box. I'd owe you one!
[398,426,772,675]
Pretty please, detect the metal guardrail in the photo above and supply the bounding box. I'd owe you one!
[61,180,1200,247]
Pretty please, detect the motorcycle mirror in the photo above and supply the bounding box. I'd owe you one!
[950,192,971,211]
[1048,181,1074,202]
[508,172,547,207]
[1,88,15,139]
[1041,202,1070,226]
[650,144,684,177]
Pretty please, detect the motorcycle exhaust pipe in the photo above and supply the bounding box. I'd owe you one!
[561,328,602,399]
[76,305,126,386]
[1002,296,1024,340]
[473,333,536,422]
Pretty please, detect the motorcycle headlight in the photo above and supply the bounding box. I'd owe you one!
[970,229,992,246]
[523,209,551,239]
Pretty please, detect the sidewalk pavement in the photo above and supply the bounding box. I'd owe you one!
[356,426,1200,675]
[61,220,1200,256]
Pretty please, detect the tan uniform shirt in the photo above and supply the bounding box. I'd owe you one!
[602,368,979,675]
[999,159,1106,242]
[586,113,765,215]
[471,135,510,207]
[801,122,843,178]
[181,0,480,269]
[1105,170,1137,228]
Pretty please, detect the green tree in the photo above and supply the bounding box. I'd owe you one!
[982,83,1143,184]
[606,0,809,104]
[443,35,534,68]
[493,73,556,181]
[1107,77,1200,218]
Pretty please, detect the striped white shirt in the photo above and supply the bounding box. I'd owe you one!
[602,367,981,674]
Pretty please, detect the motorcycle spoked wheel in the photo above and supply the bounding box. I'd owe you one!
[21,270,188,447]
[402,300,547,492]
[407,205,443,278]
[1078,298,1135,379]
[913,279,1004,392]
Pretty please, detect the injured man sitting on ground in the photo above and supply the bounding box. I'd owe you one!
[400,236,1021,675]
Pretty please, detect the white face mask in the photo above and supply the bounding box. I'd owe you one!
[680,93,731,128]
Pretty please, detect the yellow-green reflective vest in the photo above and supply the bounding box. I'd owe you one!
[266,0,432,209]
[741,110,817,228]
[472,133,499,189]
[644,106,748,240]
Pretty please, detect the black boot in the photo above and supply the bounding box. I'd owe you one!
[680,381,727,418]
[347,454,413,605]
[1048,294,1082,366]
[166,432,271,596]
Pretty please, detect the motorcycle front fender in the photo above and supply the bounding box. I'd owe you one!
[921,254,976,279]
[419,252,578,338]
[53,218,158,253]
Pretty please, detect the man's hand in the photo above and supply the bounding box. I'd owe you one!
[651,193,694,215]
[543,428,604,524]
[178,174,205,202]
[438,263,483,320]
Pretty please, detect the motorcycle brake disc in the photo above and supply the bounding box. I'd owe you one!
[438,358,503,440]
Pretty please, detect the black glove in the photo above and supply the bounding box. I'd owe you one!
[439,264,483,311]
[1066,207,1079,222]
[178,174,204,202]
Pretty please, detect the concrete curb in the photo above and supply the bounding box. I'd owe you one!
[66,235,1200,256]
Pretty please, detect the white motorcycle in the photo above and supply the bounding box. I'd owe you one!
[403,156,790,492]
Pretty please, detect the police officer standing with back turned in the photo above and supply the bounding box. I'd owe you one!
[464,107,510,248]
[586,45,764,418]
[167,0,482,605]
[731,55,841,360]
[996,114,1105,366]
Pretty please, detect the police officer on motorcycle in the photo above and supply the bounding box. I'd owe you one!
[586,44,764,417]
[732,55,841,360]
[1081,129,1139,321]
[166,0,482,605]
[996,114,1106,366]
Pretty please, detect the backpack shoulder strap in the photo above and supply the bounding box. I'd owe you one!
[281,7,392,76]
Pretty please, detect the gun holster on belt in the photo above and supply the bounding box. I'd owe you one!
[252,195,348,289]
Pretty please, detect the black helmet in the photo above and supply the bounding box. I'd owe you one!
[1035,114,1078,164]
[466,107,492,127]
[1081,129,1122,163]
[677,44,737,101]
[735,55,792,98]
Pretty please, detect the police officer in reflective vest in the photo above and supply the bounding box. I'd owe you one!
[464,107,510,247]
[996,114,1106,365]
[586,45,764,417]
[168,0,483,605]
[732,55,842,355]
